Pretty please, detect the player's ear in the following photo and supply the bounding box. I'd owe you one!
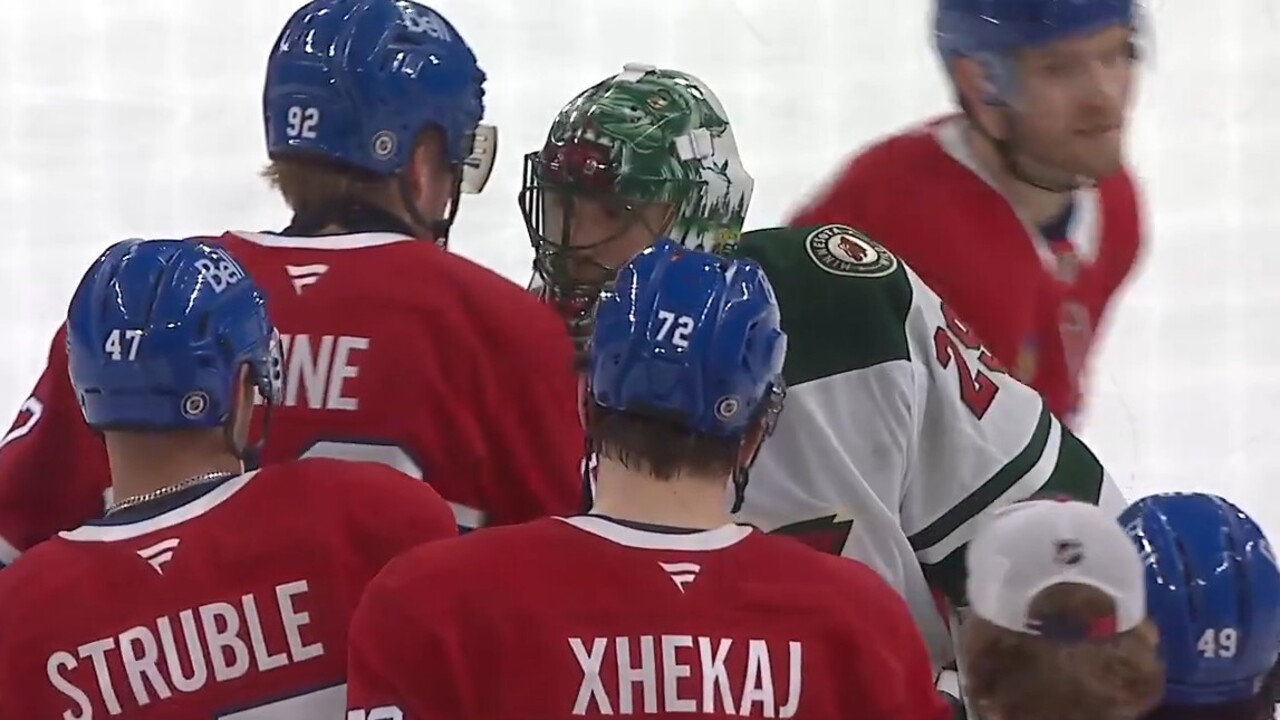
[230,363,255,447]
[952,56,989,106]
[576,375,590,431]
[951,57,1009,140]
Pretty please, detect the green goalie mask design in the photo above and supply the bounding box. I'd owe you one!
[520,63,755,352]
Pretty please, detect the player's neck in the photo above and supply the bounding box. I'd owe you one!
[104,431,243,506]
[590,457,734,530]
[964,122,1073,228]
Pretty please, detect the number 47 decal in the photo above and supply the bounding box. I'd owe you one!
[932,302,1006,420]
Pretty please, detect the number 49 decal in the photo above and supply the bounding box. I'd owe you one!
[932,302,1006,420]
[1196,627,1239,658]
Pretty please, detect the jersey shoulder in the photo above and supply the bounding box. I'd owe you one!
[368,518,561,601]
[827,116,961,195]
[218,230,564,343]
[259,458,456,538]
[851,117,956,173]
[730,224,915,384]
[747,531,894,592]
[0,533,96,635]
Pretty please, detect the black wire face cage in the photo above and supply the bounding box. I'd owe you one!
[519,147,690,357]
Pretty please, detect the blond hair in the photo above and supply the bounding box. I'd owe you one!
[261,157,398,215]
[962,582,1165,720]
[262,126,446,214]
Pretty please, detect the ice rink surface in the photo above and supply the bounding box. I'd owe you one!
[3,1,1280,532]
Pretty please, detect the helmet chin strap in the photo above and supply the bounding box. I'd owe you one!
[398,171,463,247]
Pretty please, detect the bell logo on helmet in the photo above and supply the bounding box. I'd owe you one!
[371,131,398,161]
[181,391,210,420]
[193,253,246,294]
[804,225,898,278]
[399,6,451,41]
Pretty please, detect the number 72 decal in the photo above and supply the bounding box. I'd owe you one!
[932,303,1006,420]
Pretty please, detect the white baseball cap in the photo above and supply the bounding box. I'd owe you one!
[966,499,1146,640]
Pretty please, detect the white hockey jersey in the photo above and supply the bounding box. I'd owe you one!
[729,224,1126,667]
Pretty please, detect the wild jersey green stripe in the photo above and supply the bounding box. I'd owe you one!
[915,408,1108,604]
[1034,425,1107,502]
[730,225,915,385]
[908,405,1054,554]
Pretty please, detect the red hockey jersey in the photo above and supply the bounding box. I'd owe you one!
[0,457,456,719]
[0,230,584,563]
[346,515,950,720]
[789,115,1143,424]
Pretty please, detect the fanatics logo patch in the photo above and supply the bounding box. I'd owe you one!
[804,225,898,278]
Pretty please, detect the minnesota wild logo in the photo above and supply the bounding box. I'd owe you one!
[804,225,898,278]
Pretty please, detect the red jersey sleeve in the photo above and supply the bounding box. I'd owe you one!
[481,303,584,527]
[346,545,468,720]
[1098,170,1144,302]
[832,558,952,720]
[0,324,110,563]
[418,255,584,529]
[335,460,459,553]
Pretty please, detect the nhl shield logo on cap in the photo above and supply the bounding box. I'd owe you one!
[1053,538,1085,566]
[804,225,898,278]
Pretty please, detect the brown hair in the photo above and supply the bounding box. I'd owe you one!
[588,406,744,481]
[962,583,1165,720]
[261,127,447,214]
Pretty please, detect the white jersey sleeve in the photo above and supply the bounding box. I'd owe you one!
[731,224,1124,666]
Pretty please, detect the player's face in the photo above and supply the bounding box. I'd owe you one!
[542,191,672,288]
[1013,25,1135,178]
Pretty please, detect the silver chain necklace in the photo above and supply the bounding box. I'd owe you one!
[105,471,236,516]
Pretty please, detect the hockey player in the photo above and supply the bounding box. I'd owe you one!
[788,0,1145,425]
[346,242,951,720]
[0,0,582,559]
[0,239,458,719]
[961,499,1164,720]
[521,63,1125,667]
[1121,493,1280,720]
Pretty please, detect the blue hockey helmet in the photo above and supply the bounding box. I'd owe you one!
[587,239,787,439]
[1120,493,1280,705]
[263,0,495,193]
[67,239,283,432]
[935,0,1137,99]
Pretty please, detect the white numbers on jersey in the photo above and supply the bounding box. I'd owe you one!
[655,310,695,349]
[1196,627,1239,658]
[193,253,246,294]
[284,106,321,140]
[0,396,43,451]
[347,708,405,720]
[217,685,346,719]
[104,329,144,361]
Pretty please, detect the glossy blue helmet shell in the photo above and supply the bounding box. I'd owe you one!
[588,240,787,438]
[263,0,486,174]
[1121,492,1280,705]
[67,239,283,430]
